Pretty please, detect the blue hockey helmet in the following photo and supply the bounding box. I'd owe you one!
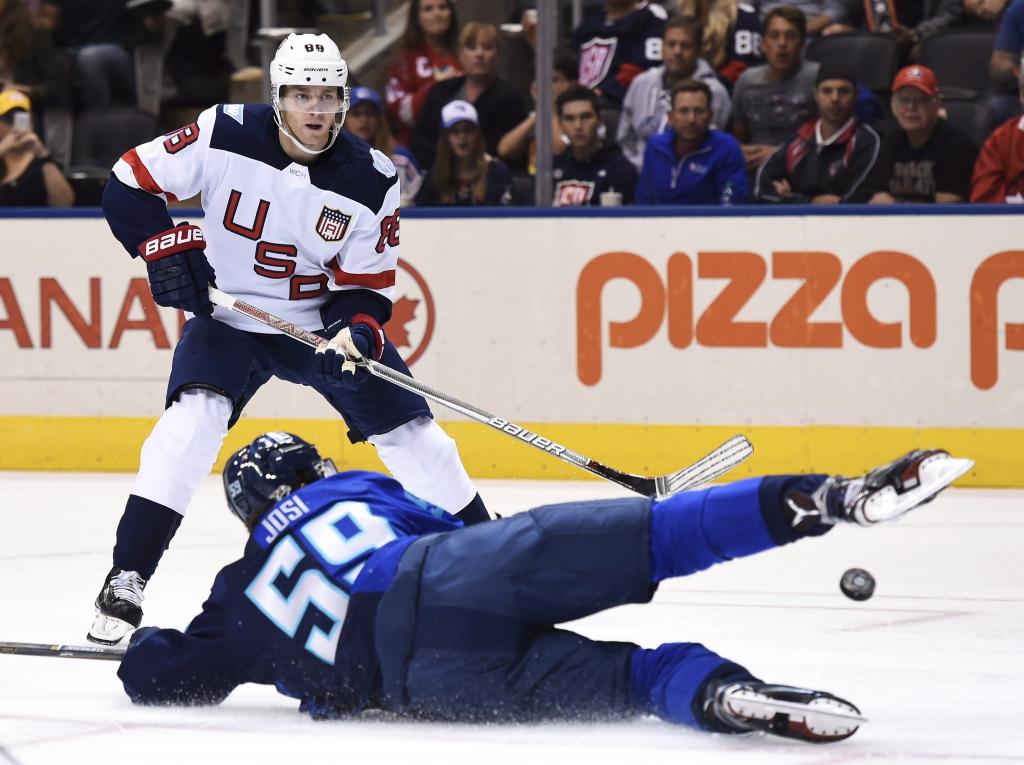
[222,432,337,527]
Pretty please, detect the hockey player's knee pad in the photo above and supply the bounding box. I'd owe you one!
[131,388,233,513]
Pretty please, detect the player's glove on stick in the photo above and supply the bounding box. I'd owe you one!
[139,224,216,316]
[313,315,385,390]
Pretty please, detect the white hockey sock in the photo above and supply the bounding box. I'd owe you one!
[368,416,477,512]
[130,388,233,514]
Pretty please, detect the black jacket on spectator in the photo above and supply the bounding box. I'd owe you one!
[0,157,52,207]
[552,142,639,206]
[411,77,529,171]
[414,157,514,206]
[754,118,883,202]
[879,119,978,202]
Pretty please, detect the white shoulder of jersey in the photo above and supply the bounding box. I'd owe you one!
[647,2,669,20]
[112,105,220,204]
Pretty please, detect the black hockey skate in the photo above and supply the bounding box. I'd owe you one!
[786,449,974,530]
[87,567,147,645]
[705,681,866,743]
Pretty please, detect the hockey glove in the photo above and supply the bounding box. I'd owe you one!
[139,224,216,316]
[312,315,385,391]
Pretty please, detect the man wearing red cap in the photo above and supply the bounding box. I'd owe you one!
[970,67,1024,203]
[871,65,977,204]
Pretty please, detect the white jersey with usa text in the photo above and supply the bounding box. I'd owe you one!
[112,104,401,333]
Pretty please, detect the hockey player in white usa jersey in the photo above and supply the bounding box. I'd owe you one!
[88,33,490,646]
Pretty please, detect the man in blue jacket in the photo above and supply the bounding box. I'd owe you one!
[635,80,748,205]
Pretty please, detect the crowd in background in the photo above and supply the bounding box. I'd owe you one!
[0,0,1022,207]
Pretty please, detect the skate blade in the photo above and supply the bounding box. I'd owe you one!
[861,455,974,523]
[726,692,866,741]
[87,613,134,646]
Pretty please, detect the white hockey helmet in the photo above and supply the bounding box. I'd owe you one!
[270,33,352,155]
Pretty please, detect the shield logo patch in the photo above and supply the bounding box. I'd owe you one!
[578,37,618,89]
[315,206,352,242]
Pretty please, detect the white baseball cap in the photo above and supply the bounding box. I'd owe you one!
[440,100,479,129]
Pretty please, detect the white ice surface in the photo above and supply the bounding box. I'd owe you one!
[1,473,1022,765]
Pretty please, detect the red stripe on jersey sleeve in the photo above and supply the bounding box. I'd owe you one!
[331,263,396,289]
[122,148,179,203]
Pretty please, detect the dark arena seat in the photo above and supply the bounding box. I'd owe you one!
[805,32,901,94]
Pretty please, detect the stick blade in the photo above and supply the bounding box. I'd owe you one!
[656,435,754,499]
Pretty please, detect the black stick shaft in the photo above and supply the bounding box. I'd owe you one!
[0,641,125,661]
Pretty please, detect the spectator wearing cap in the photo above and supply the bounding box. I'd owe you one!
[411,22,529,171]
[0,89,73,206]
[754,64,882,203]
[618,15,732,170]
[552,86,638,206]
[730,6,820,171]
[414,100,514,206]
[871,65,978,203]
[345,86,423,206]
[635,80,748,205]
[970,67,1024,202]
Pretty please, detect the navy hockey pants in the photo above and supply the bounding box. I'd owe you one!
[374,474,830,726]
[167,315,431,439]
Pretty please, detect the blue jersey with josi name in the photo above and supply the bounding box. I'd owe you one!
[117,471,461,717]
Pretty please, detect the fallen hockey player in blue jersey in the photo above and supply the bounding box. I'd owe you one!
[117,433,973,743]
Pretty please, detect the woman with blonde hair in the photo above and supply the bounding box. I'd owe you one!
[345,86,423,205]
[414,100,513,206]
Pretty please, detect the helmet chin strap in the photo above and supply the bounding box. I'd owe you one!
[274,109,347,156]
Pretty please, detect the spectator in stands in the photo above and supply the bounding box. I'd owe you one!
[636,80,748,204]
[411,22,529,171]
[159,0,236,109]
[497,48,577,174]
[570,0,667,107]
[821,0,967,49]
[0,0,60,107]
[414,100,514,206]
[386,0,461,145]
[678,0,764,86]
[0,89,73,206]
[754,64,883,202]
[763,0,840,36]
[871,65,978,202]
[970,67,1024,201]
[730,6,819,171]
[552,86,637,206]
[47,0,145,109]
[345,86,423,207]
[991,0,1024,123]
[619,15,732,170]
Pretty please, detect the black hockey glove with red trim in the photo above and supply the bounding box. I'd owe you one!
[139,224,216,316]
[312,314,385,391]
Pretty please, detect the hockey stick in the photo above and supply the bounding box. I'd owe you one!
[208,287,753,498]
[0,641,125,661]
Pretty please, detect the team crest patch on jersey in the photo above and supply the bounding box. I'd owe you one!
[315,206,353,242]
[370,148,397,178]
[554,181,596,207]
[579,37,618,89]
[222,104,244,125]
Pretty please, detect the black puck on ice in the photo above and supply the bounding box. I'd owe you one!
[840,568,876,601]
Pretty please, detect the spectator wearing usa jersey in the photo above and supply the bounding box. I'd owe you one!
[636,80,748,204]
[345,86,423,206]
[677,0,765,86]
[570,0,668,107]
[619,15,732,170]
[552,86,638,206]
[415,100,514,206]
[411,22,530,171]
[754,65,882,203]
[971,67,1024,202]
[385,0,461,144]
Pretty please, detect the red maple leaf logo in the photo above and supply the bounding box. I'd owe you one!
[385,295,419,349]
